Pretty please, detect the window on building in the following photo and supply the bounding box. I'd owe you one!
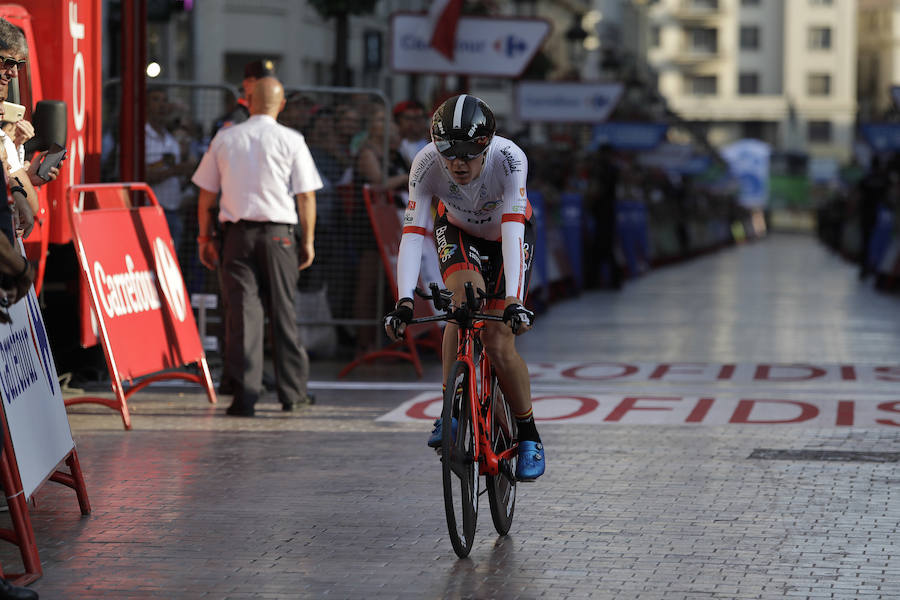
[650,25,661,48]
[808,120,832,142]
[809,26,832,49]
[692,0,719,8]
[689,75,718,95]
[739,72,760,95]
[810,0,832,5]
[741,0,761,5]
[690,28,718,53]
[808,73,831,96]
[740,25,760,49]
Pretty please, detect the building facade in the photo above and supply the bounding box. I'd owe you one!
[645,0,857,161]
[857,0,900,122]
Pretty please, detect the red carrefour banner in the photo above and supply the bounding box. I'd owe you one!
[69,184,204,381]
[27,0,104,243]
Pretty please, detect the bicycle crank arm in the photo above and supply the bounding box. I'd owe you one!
[499,458,517,485]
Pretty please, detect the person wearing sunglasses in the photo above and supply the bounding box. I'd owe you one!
[0,19,25,105]
[383,94,544,482]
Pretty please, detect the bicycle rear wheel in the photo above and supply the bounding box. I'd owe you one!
[486,373,517,535]
[442,361,478,558]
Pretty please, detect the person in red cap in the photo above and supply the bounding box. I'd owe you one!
[212,58,277,136]
[392,100,429,169]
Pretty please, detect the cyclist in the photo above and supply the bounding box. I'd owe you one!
[384,94,544,481]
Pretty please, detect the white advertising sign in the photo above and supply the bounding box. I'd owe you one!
[0,286,74,499]
[391,13,550,77]
[516,82,624,123]
[721,139,771,208]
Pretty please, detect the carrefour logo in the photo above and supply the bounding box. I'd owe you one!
[493,35,527,57]
[153,237,187,322]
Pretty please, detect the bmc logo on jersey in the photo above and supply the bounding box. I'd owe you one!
[476,199,501,215]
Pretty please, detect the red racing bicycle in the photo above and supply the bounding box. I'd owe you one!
[410,282,519,558]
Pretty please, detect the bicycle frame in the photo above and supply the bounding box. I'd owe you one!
[453,319,518,479]
[409,282,518,479]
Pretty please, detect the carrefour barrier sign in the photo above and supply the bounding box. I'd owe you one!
[721,139,770,208]
[73,205,204,381]
[516,82,623,123]
[391,13,550,77]
[0,286,74,499]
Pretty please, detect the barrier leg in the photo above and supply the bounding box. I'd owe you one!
[64,380,132,430]
[0,412,41,585]
[48,449,91,516]
[198,357,217,404]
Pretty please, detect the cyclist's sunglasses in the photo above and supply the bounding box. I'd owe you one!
[434,136,491,161]
[0,56,25,71]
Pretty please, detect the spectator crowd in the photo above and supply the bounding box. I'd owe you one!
[94,61,758,362]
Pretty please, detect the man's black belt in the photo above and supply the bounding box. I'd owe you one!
[229,220,290,227]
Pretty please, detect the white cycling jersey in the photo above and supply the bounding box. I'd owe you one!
[396,135,532,302]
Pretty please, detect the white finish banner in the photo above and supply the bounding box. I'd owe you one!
[390,13,550,77]
[721,139,771,208]
[0,286,74,498]
[515,82,624,123]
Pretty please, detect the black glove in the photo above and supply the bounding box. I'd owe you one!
[384,298,414,339]
[502,302,534,334]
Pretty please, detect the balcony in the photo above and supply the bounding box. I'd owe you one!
[671,48,723,65]
[673,0,725,23]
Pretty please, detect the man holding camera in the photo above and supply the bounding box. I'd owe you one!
[0,18,41,600]
[0,18,59,243]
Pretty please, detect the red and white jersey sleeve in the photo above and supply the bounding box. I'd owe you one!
[396,150,441,299]
[497,143,528,301]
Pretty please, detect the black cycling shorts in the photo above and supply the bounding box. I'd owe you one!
[433,211,535,310]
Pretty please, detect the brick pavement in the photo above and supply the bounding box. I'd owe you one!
[4,234,900,599]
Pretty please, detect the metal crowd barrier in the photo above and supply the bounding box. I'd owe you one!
[101,79,394,358]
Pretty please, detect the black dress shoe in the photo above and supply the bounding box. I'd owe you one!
[0,577,38,600]
[282,393,315,412]
[225,402,254,417]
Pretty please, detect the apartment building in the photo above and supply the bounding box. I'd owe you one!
[857,0,900,121]
[645,0,857,161]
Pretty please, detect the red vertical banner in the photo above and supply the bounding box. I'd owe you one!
[28,0,102,243]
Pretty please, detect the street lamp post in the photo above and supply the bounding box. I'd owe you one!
[565,13,588,79]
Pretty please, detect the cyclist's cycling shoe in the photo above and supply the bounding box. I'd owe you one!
[515,441,545,481]
[427,417,458,448]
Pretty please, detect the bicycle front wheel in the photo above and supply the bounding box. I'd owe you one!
[442,360,478,558]
[486,373,517,535]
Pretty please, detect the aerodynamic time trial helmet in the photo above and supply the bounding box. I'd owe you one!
[430,94,496,160]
